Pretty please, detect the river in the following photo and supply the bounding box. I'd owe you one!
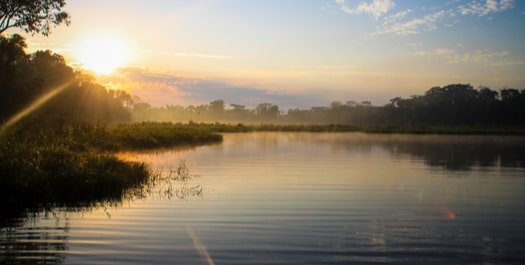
[2,133,525,264]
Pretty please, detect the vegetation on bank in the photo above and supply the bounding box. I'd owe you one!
[1,119,523,215]
[130,84,525,127]
[1,29,524,216]
[0,122,222,213]
[178,122,525,135]
[108,122,222,150]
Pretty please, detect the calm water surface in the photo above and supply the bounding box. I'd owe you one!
[2,133,525,264]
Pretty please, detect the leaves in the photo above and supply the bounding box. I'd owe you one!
[0,0,70,36]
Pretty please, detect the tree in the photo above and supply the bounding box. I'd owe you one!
[209,99,225,114]
[0,33,34,119]
[256,103,279,119]
[0,34,131,123]
[0,0,70,36]
[0,33,28,84]
[477,87,498,103]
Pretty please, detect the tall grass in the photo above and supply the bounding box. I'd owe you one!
[0,121,223,214]
[3,120,519,215]
[188,122,525,135]
[107,122,223,150]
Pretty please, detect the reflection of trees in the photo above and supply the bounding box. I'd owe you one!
[331,135,525,171]
[0,160,203,264]
[1,210,69,265]
[389,140,523,170]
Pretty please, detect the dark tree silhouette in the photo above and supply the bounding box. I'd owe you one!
[0,34,130,124]
[256,103,279,119]
[0,34,35,119]
[0,0,70,36]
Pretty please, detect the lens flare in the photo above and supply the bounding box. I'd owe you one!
[186,226,214,265]
[0,80,74,133]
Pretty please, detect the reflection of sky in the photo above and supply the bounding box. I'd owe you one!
[130,133,525,209]
[5,133,525,264]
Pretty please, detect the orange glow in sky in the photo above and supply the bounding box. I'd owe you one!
[11,0,525,107]
[74,35,131,74]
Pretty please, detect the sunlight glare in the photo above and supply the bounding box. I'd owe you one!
[1,80,74,133]
[76,35,131,74]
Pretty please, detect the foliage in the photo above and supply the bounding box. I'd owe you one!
[0,0,70,36]
[0,34,131,124]
[184,122,525,135]
[0,121,222,212]
[130,84,525,128]
[107,122,223,150]
[376,84,524,126]
[0,128,149,210]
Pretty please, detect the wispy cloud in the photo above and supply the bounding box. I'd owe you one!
[416,47,522,66]
[382,9,412,24]
[160,52,252,60]
[102,67,322,108]
[374,10,446,36]
[336,0,396,19]
[458,0,515,16]
[353,0,518,36]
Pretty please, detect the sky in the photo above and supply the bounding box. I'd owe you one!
[14,0,525,109]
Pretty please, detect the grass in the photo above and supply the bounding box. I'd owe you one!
[1,120,522,216]
[177,122,525,135]
[0,121,223,214]
[107,122,223,150]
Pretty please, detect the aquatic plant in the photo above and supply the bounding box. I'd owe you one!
[0,121,221,214]
[151,161,203,200]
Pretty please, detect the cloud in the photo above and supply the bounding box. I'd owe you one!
[368,0,517,36]
[382,9,412,24]
[458,0,515,16]
[102,68,324,108]
[336,0,396,19]
[374,10,446,35]
[416,48,520,66]
[160,51,251,60]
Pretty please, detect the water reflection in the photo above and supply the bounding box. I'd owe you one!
[1,209,69,265]
[150,160,204,200]
[299,133,525,171]
[2,133,525,264]
[1,159,203,265]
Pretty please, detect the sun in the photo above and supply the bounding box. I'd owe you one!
[75,35,131,74]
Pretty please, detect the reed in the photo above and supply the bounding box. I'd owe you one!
[2,120,521,213]
[0,121,223,212]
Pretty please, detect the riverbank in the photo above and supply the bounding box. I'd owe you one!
[189,122,525,135]
[0,122,223,213]
[2,121,523,213]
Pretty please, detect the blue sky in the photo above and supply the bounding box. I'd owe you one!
[18,0,525,108]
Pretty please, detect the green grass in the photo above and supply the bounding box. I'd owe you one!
[181,122,525,135]
[0,121,223,213]
[2,120,522,215]
[106,122,223,150]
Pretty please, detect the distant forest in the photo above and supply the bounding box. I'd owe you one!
[1,34,524,127]
[132,85,525,126]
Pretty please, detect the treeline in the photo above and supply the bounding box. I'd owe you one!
[131,84,525,126]
[0,34,131,125]
[2,34,524,128]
